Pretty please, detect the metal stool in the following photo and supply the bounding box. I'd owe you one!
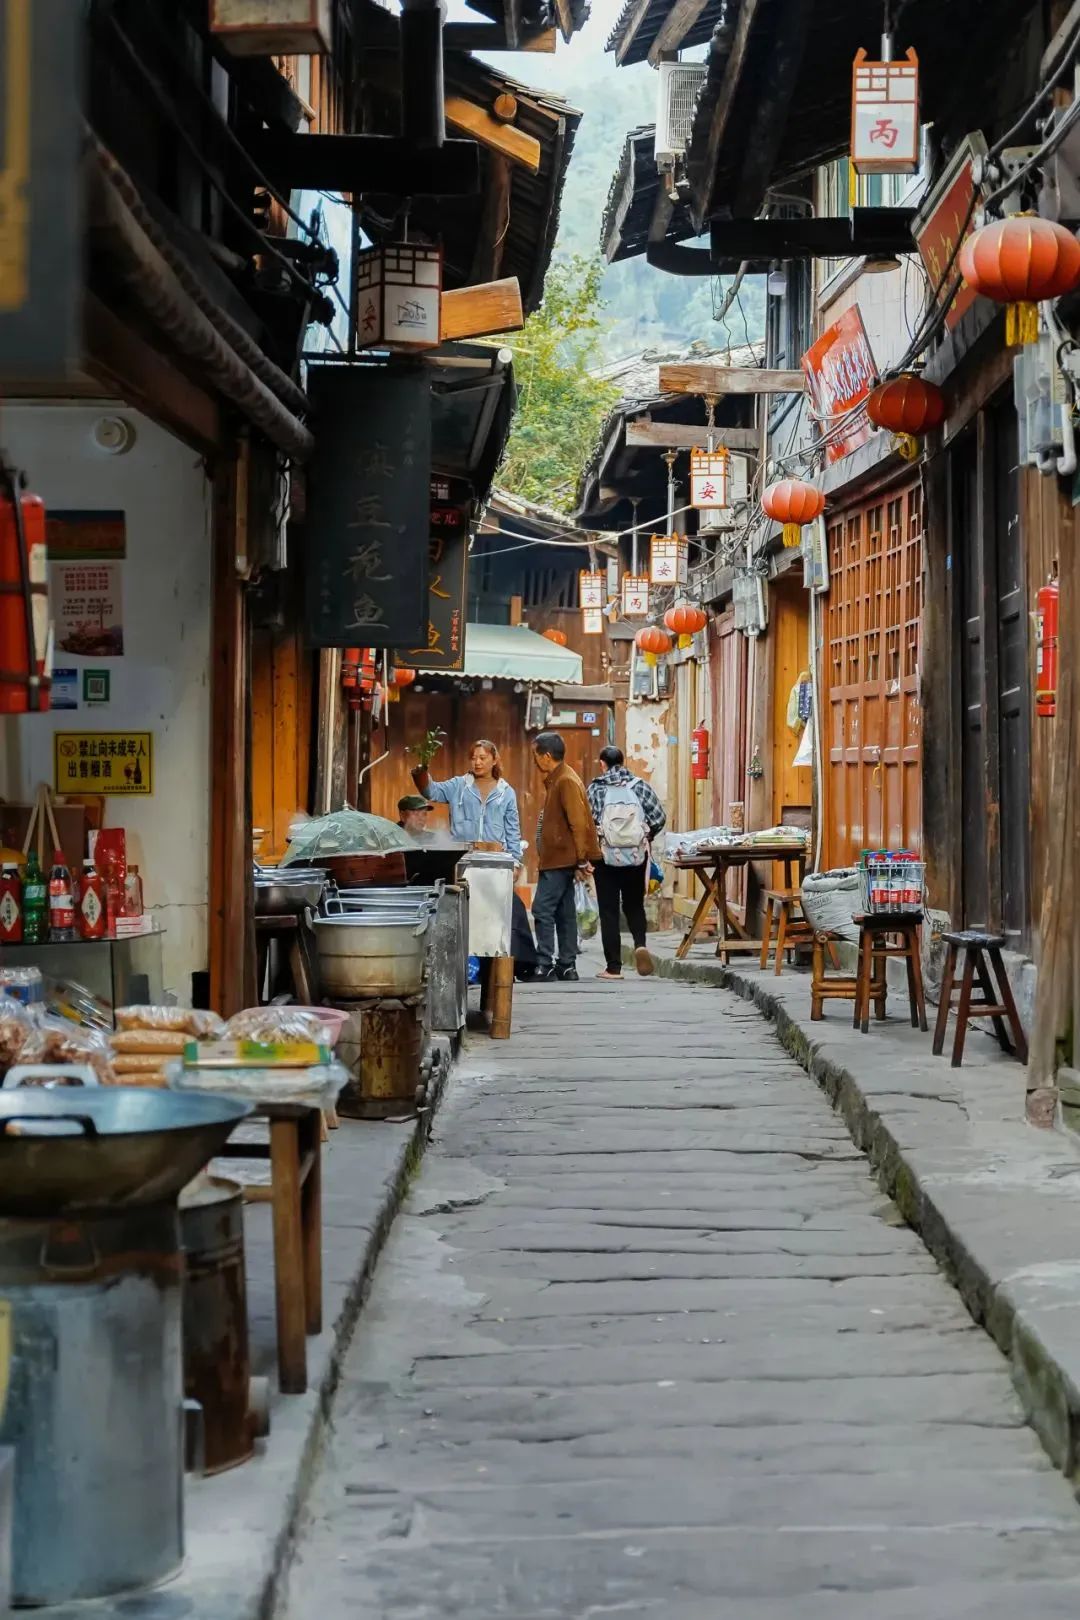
[932,931,1028,1068]
[853,913,927,1034]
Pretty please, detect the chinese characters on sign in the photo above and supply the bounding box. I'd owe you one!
[649,535,688,586]
[579,570,605,610]
[355,243,442,352]
[54,731,153,797]
[396,476,471,671]
[622,574,650,617]
[801,306,877,464]
[851,48,920,175]
[304,368,431,648]
[913,132,986,333]
[689,449,730,511]
[46,510,126,658]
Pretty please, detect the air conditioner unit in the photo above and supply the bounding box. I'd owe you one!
[655,63,708,171]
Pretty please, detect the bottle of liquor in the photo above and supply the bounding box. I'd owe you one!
[0,862,23,944]
[22,850,47,945]
[48,850,76,942]
[78,859,106,940]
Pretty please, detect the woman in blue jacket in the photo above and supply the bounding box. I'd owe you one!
[411,739,522,861]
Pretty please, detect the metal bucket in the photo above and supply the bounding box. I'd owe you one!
[0,1203,184,1605]
[312,913,430,999]
[180,1176,257,1475]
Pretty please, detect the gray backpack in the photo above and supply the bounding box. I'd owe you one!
[600,782,648,866]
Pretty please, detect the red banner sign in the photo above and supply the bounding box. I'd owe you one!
[913,133,986,332]
[801,306,876,464]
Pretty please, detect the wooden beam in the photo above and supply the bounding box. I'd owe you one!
[83,295,222,457]
[469,153,513,283]
[625,417,758,452]
[658,364,806,396]
[732,0,810,217]
[709,211,916,262]
[440,277,523,340]
[445,94,541,173]
[691,0,764,229]
[613,0,654,63]
[444,21,556,50]
[647,0,710,65]
[253,131,480,195]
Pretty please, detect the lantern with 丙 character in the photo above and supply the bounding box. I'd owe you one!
[959,217,1080,346]
[664,602,708,649]
[622,574,650,617]
[761,479,825,549]
[635,623,673,668]
[851,48,920,176]
[866,374,946,461]
[542,628,568,647]
[355,243,442,352]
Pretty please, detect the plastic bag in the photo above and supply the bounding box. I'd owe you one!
[29,1011,115,1083]
[115,1006,226,1038]
[0,997,38,1077]
[575,878,599,940]
[224,1006,330,1044]
[648,857,664,895]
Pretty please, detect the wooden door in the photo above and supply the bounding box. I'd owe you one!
[770,578,810,887]
[710,609,747,912]
[954,399,1031,947]
[824,478,923,868]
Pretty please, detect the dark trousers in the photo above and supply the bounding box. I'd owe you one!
[533,867,578,969]
[594,860,648,973]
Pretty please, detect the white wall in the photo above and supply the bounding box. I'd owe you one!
[0,403,213,1000]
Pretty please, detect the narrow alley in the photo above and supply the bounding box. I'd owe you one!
[279,975,1080,1619]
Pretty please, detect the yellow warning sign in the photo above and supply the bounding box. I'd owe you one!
[54,731,153,796]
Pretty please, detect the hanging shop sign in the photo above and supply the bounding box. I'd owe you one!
[355,243,442,352]
[850,48,920,175]
[648,536,688,587]
[54,731,153,797]
[0,0,81,382]
[689,449,730,510]
[579,570,605,610]
[913,132,987,333]
[621,574,650,617]
[304,367,431,648]
[582,607,605,636]
[801,306,876,464]
[397,476,471,671]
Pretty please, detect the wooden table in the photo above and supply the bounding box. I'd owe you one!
[222,1100,323,1395]
[673,843,808,962]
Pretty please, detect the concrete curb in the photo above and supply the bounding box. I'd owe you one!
[626,943,1080,1482]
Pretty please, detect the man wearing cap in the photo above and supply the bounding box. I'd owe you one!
[398,794,435,836]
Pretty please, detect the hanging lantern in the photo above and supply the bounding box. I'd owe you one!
[761,479,825,549]
[579,570,605,610]
[664,602,708,649]
[851,48,920,176]
[959,217,1080,346]
[340,648,361,689]
[542,628,568,647]
[635,623,673,668]
[622,574,650,617]
[391,666,416,688]
[649,535,688,586]
[355,243,442,352]
[866,375,947,461]
[689,449,730,510]
[209,0,332,55]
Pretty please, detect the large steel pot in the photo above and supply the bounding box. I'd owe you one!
[0,1089,252,1216]
[0,1202,185,1604]
[254,867,325,916]
[312,914,430,999]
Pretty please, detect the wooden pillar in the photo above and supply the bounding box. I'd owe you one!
[489,955,514,1039]
[208,448,256,1016]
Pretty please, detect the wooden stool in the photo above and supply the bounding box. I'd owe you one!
[810,931,864,1020]
[759,890,814,975]
[853,913,927,1035]
[932,930,1028,1068]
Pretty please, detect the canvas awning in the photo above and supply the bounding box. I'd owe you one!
[442,623,583,684]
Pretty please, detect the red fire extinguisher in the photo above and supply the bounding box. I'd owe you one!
[691,724,710,780]
[1035,570,1059,719]
[0,465,50,714]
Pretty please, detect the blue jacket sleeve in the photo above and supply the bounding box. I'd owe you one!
[422,774,457,805]
[502,787,523,862]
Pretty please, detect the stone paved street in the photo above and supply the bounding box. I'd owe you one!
[277,976,1080,1618]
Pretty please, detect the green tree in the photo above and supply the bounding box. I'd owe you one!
[498,256,619,512]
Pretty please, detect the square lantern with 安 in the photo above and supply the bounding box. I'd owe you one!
[355,243,442,352]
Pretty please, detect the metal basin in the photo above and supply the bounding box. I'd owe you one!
[0,1089,253,1215]
[254,867,325,915]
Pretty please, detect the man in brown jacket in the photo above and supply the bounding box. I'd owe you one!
[531,730,601,981]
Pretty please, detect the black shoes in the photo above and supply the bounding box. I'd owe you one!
[537,964,579,982]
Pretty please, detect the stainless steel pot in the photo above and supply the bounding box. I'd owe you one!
[254,867,325,915]
[312,913,431,998]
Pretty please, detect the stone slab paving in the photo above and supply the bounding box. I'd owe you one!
[277,973,1080,1619]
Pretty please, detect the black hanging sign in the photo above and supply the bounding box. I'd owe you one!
[0,0,82,381]
[396,475,471,671]
[304,366,431,648]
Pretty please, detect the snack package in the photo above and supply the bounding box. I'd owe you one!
[0,998,40,1077]
[29,1011,115,1084]
[110,1029,188,1055]
[112,1053,170,1074]
[224,1006,330,1044]
[115,1006,226,1038]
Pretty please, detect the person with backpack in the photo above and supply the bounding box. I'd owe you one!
[587,746,666,980]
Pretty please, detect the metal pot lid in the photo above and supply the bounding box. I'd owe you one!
[314,914,428,929]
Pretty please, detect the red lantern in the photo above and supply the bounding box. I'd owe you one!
[761,479,825,549]
[866,375,946,461]
[959,216,1080,346]
[542,628,568,647]
[391,666,416,688]
[664,602,708,640]
[635,624,673,666]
